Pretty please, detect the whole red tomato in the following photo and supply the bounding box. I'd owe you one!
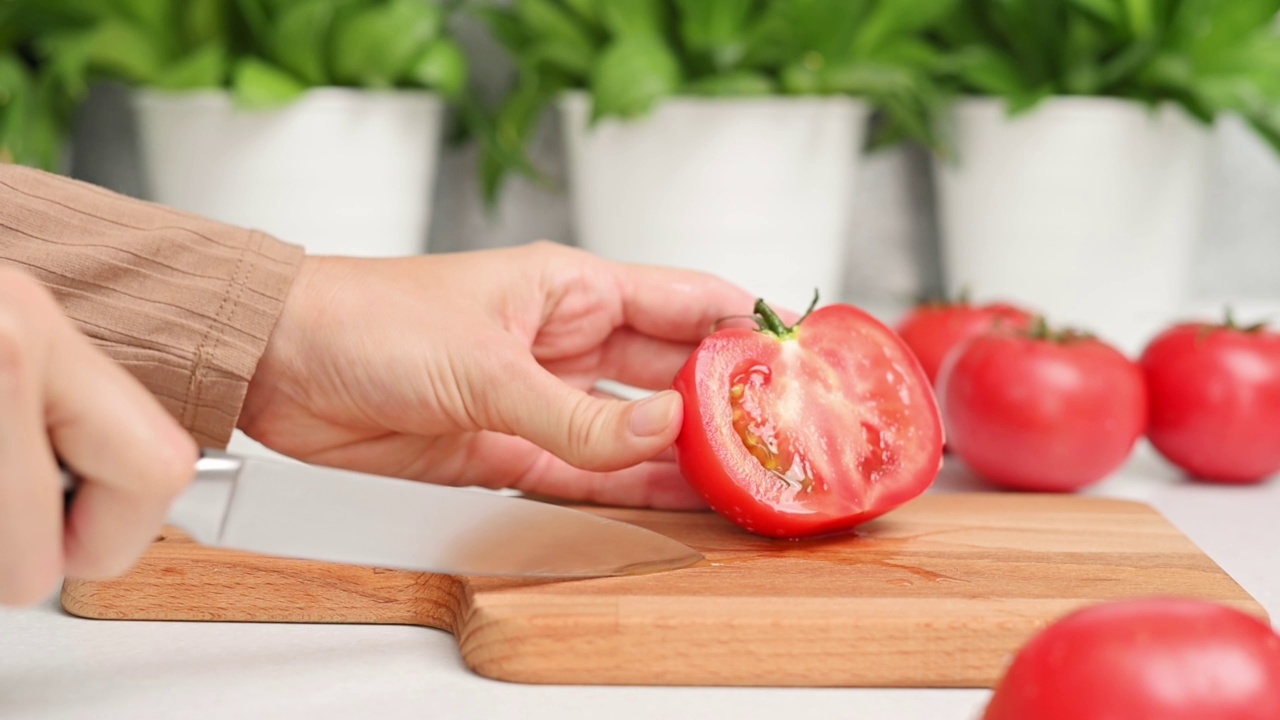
[936,321,1146,491]
[1140,316,1280,483]
[895,297,1034,386]
[672,297,943,539]
[984,598,1280,720]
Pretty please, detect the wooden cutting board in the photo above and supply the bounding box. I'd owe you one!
[60,492,1266,688]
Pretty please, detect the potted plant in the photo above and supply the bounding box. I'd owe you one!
[476,0,956,311]
[50,0,469,258]
[0,1,86,172]
[927,0,1280,344]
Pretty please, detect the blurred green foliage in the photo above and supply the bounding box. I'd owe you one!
[0,0,87,169]
[0,0,469,169]
[931,0,1280,151]
[474,0,961,205]
[42,0,469,108]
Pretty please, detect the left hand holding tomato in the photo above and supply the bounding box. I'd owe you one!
[237,242,755,509]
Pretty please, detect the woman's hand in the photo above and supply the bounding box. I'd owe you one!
[237,242,756,509]
[0,268,197,607]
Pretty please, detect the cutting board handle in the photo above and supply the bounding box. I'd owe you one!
[60,527,465,632]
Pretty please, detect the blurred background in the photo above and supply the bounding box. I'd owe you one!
[4,0,1280,349]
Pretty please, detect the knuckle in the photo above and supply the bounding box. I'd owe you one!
[0,270,56,386]
[562,394,612,468]
[144,433,199,498]
[0,310,33,391]
[525,239,582,265]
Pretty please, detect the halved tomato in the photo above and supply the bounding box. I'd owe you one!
[672,297,944,539]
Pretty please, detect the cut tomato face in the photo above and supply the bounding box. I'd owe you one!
[672,298,943,539]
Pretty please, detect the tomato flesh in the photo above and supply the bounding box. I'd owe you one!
[673,304,943,539]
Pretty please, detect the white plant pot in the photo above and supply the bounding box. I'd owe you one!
[934,97,1211,349]
[560,92,870,312]
[133,87,443,257]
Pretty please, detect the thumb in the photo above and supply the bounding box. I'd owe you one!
[488,361,684,472]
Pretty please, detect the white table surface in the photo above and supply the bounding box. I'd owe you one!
[4,299,1279,720]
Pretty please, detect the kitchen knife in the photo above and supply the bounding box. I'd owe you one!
[59,450,703,578]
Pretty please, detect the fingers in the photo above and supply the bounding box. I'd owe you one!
[0,270,197,607]
[49,327,198,581]
[508,454,707,509]
[475,342,684,472]
[0,282,62,606]
[370,431,707,510]
[543,329,698,391]
[613,263,759,343]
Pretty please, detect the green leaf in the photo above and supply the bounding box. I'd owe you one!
[853,0,960,58]
[182,0,228,49]
[1069,0,1125,27]
[271,0,336,86]
[599,0,670,39]
[675,0,756,70]
[945,46,1029,97]
[1191,0,1280,59]
[104,0,174,39]
[1123,0,1156,36]
[154,44,227,89]
[560,0,601,27]
[685,69,775,95]
[478,63,572,204]
[1063,12,1103,94]
[231,57,306,109]
[475,6,529,54]
[407,37,468,98]
[516,0,596,48]
[330,0,442,87]
[589,36,681,119]
[527,40,596,76]
[0,54,34,163]
[82,18,169,85]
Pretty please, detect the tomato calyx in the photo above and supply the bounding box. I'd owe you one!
[748,290,820,340]
[1025,316,1093,344]
[1190,308,1271,344]
[1221,306,1270,333]
[910,286,973,310]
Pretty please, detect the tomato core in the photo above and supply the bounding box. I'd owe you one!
[729,364,812,490]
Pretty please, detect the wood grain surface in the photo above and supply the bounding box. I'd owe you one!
[60,492,1267,687]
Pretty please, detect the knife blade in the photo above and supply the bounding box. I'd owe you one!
[59,450,704,578]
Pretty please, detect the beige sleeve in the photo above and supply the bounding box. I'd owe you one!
[0,164,305,448]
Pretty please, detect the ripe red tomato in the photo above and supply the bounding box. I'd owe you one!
[936,321,1146,491]
[1140,317,1280,484]
[984,598,1280,720]
[672,297,943,539]
[895,297,1034,386]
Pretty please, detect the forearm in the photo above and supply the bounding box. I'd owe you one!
[0,164,304,448]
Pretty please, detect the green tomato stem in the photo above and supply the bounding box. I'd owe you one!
[753,299,791,337]
[752,290,820,339]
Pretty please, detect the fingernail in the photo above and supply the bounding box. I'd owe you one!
[629,391,681,437]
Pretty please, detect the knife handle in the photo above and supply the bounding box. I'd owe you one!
[59,448,243,509]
